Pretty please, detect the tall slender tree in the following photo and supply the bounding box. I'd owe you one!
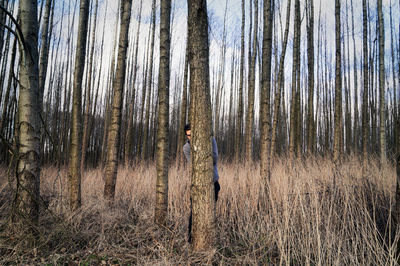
[68,0,90,211]
[104,0,132,200]
[234,0,245,161]
[362,0,369,160]
[187,0,215,251]
[306,0,314,154]
[155,0,171,226]
[377,0,386,163]
[333,0,342,163]
[260,0,273,187]
[289,0,300,160]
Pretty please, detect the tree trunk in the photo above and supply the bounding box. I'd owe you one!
[289,0,300,160]
[38,0,52,109]
[81,0,99,171]
[377,0,386,163]
[260,0,273,188]
[142,0,157,161]
[155,0,171,226]
[15,0,41,228]
[333,0,342,163]
[104,0,132,201]
[125,0,143,165]
[306,0,314,154]
[177,42,189,162]
[68,0,90,211]
[362,0,369,161]
[235,0,245,162]
[187,0,215,251]
[271,0,291,156]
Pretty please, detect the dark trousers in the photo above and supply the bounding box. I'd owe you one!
[188,181,220,242]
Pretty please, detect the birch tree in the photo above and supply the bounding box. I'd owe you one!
[15,0,41,227]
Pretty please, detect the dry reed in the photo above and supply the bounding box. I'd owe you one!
[0,156,398,265]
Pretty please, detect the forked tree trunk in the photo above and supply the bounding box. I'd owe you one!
[104,0,132,201]
[187,0,215,251]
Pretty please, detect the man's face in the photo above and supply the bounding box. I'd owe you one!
[185,130,191,141]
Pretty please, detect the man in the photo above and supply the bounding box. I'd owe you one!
[183,123,220,242]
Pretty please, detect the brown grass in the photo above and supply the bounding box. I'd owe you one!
[0,156,398,265]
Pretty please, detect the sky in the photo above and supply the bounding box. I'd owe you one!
[40,0,400,127]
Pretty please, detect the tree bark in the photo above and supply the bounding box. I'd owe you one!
[68,0,90,211]
[104,0,132,201]
[155,0,171,226]
[333,0,342,163]
[125,0,143,165]
[362,0,369,161]
[15,0,41,228]
[235,0,245,162]
[260,0,273,188]
[377,0,386,163]
[187,0,215,251]
[271,0,291,156]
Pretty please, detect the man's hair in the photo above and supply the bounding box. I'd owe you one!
[184,123,191,134]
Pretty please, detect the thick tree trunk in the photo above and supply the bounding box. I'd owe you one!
[16,0,41,228]
[187,0,215,251]
[104,0,132,201]
[155,0,171,226]
[68,0,90,211]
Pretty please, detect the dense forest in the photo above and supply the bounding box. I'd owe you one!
[0,0,400,264]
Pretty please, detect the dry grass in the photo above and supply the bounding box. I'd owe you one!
[0,156,399,265]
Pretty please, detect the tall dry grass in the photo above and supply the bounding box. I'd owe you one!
[0,156,398,265]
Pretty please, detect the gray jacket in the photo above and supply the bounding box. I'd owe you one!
[183,137,219,183]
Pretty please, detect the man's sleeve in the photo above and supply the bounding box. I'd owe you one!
[212,137,218,165]
[183,143,191,163]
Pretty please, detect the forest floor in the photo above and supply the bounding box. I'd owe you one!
[0,156,399,265]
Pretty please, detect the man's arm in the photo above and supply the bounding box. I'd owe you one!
[183,142,191,163]
[212,137,218,165]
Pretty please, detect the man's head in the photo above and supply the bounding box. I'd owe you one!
[184,123,191,141]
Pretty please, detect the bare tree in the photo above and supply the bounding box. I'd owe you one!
[234,0,245,161]
[333,0,342,163]
[362,0,369,160]
[104,0,132,201]
[187,0,215,251]
[377,0,386,163]
[15,0,41,228]
[260,0,273,188]
[155,0,171,226]
[68,0,90,211]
